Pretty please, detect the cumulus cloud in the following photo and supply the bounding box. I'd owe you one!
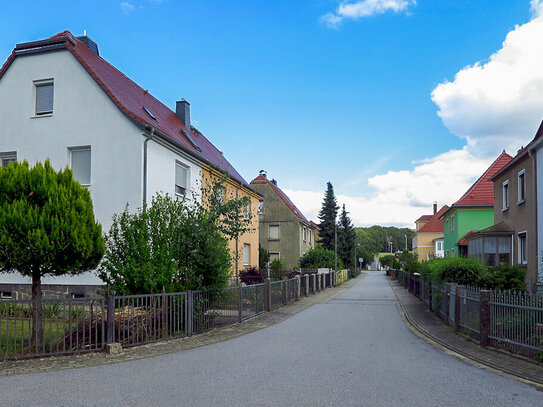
[285,148,491,227]
[322,0,416,28]
[431,5,543,156]
[120,2,135,13]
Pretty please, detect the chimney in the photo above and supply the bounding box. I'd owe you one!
[271,179,277,186]
[433,202,437,215]
[259,170,267,179]
[176,99,190,127]
[76,35,99,56]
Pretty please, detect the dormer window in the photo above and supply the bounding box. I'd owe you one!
[34,79,54,115]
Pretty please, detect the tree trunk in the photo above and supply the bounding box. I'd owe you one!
[32,271,44,352]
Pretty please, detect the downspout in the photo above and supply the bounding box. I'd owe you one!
[143,126,155,206]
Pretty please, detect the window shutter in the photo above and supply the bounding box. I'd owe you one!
[36,83,54,115]
[71,148,91,185]
[175,163,188,195]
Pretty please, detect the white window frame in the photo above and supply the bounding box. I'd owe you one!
[34,79,54,116]
[68,146,91,186]
[175,161,190,198]
[243,243,250,266]
[518,231,527,265]
[258,199,264,214]
[244,202,250,220]
[0,151,17,167]
[451,215,454,233]
[309,230,312,243]
[268,224,280,241]
[269,251,280,261]
[502,180,509,210]
[517,169,526,204]
[303,226,307,241]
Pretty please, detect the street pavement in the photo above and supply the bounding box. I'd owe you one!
[1,271,541,406]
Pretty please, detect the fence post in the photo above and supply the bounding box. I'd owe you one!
[265,278,272,311]
[311,274,316,293]
[106,296,115,344]
[282,276,288,304]
[186,290,193,337]
[295,275,300,300]
[479,290,491,346]
[454,285,462,331]
[305,275,309,296]
[445,283,451,324]
[238,285,243,323]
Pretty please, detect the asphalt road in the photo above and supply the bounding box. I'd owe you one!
[1,271,541,406]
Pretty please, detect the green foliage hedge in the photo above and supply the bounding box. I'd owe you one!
[299,246,343,269]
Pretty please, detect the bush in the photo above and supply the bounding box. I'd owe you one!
[269,258,285,270]
[478,264,526,291]
[299,246,343,269]
[240,267,264,285]
[420,257,485,286]
[379,254,395,268]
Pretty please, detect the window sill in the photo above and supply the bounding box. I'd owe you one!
[31,114,53,119]
[268,239,280,241]
[517,199,526,205]
[501,207,509,212]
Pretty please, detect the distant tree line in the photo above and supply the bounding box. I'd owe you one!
[356,225,415,254]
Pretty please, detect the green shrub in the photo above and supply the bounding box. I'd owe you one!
[420,257,485,285]
[380,254,395,268]
[299,246,343,269]
[269,258,285,270]
[478,264,526,291]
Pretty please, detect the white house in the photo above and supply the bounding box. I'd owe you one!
[0,31,252,288]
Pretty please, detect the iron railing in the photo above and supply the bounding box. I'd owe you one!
[490,290,543,356]
[458,286,480,335]
[0,297,104,360]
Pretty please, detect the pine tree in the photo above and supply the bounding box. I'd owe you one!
[338,204,356,268]
[0,160,105,347]
[317,182,339,251]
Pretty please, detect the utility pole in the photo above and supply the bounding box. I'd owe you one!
[404,234,408,250]
[334,222,338,272]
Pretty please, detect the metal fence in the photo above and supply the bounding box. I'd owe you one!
[1,270,351,360]
[490,290,543,356]
[431,282,447,319]
[458,286,480,335]
[420,276,431,307]
[0,297,104,359]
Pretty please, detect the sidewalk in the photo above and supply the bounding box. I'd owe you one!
[0,274,364,377]
[388,277,543,388]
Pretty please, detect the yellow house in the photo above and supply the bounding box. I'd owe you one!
[413,204,448,262]
[201,165,260,278]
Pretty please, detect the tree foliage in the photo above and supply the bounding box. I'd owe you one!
[356,225,415,254]
[98,194,231,295]
[338,204,356,269]
[317,182,339,251]
[0,160,104,345]
[258,245,270,269]
[299,246,343,270]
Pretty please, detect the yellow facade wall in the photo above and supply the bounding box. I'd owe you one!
[414,232,442,262]
[201,166,260,277]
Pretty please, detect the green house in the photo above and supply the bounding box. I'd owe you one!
[439,152,512,257]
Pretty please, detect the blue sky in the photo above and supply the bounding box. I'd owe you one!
[1,1,542,227]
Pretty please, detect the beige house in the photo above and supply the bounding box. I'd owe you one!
[413,204,449,262]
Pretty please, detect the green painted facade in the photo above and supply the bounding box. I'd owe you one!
[442,208,494,257]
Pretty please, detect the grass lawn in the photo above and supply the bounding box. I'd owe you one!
[0,318,69,355]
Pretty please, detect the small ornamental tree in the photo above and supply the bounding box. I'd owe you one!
[0,160,104,346]
[299,246,343,270]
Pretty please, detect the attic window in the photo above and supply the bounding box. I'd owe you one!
[35,79,54,115]
[143,106,157,121]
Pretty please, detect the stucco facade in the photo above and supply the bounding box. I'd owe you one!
[201,166,260,276]
[442,208,494,257]
[250,174,315,269]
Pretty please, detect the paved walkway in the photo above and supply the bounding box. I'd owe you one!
[0,271,541,406]
[389,276,543,387]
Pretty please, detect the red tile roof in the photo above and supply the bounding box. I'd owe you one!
[416,214,433,223]
[417,205,449,233]
[452,151,512,207]
[457,231,476,246]
[250,174,310,224]
[0,31,249,187]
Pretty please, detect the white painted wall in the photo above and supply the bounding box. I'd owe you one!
[0,50,145,284]
[537,146,543,287]
[146,138,202,204]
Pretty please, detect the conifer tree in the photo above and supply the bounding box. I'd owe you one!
[0,160,104,347]
[317,182,339,251]
[338,204,356,268]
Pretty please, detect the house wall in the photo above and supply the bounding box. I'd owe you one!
[413,232,442,261]
[252,182,311,269]
[0,50,143,285]
[201,167,259,276]
[443,208,494,257]
[493,154,537,292]
[538,146,543,292]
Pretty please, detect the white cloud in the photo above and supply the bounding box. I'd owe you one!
[285,147,490,228]
[322,0,416,28]
[431,7,543,156]
[120,2,135,13]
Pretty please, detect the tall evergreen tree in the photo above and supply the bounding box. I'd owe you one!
[317,182,339,251]
[338,204,356,268]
